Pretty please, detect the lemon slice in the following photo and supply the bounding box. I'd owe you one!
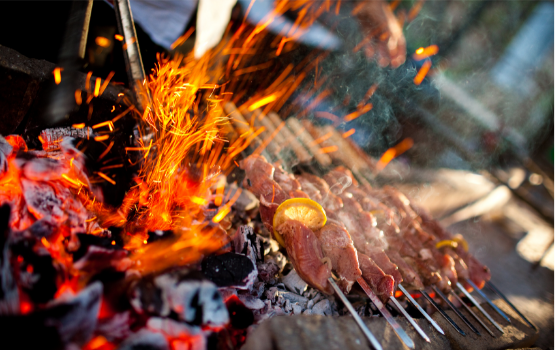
[435,239,458,250]
[272,198,327,247]
[452,234,469,252]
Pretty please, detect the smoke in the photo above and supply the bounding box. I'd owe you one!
[274,2,423,157]
[327,175,352,196]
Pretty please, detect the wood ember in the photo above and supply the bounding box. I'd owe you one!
[0,282,103,349]
[117,329,170,350]
[0,136,13,176]
[0,204,18,314]
[73,245,130,272]
[21,178,65,223]
[130,270,229,330]
[233,225,263,265]
[39,127,95,152]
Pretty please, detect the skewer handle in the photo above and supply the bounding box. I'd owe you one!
[398,284,444,335]
[451,291,495,337]
[432,286,481,336]
[486,281,536,329]
[267,112,312,163]
[456,282,504,334]
[389,296,431,343]
[422,290,466,336]
[466,279,512,324]
[357,277,415,349]
[328,278,383,350]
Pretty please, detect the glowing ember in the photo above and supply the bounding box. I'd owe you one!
[53,67,62,84]
[412,45,439,61]
[342,128,356,138]
[376,137,414,171]
[414,60,432,85]
[95,36,111,48]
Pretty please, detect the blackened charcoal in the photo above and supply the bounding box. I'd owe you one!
[130,269,229,329]
[117,329,169,350]
[233,226,263,264]
[73,233,123,261]
[225,295,254,329]
[202,253,257,290]
[0,203,10,254]
[27,218,57,239]
[49,282,103,345]
[147,230,174,243]
[0,282,102,349]
[89,270,130,313]
[0,204,17,313]
[73,246,129,272]
[0,136,12,176]
[11,241,57,304]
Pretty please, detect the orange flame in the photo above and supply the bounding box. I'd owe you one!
[376,137,414,171]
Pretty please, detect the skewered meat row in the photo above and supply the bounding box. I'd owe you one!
[241,155,372,296]
[275,160,400,301]
[248,154,444,302]
[240,154,491,305]
[292,168,423,300]
[283,160,489,293]
[324,166,490,289]
[320,167,460,293]
[273,164,395,298]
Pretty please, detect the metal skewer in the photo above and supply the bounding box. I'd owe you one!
[328,278,383,350]
[451,291,495,337]
[398,284,445,335]
[432,286,481,336]
[113,0,152,112]
[456,282,504,334]
[389,296,431,342]
[357,277,415,349]
[486,281,536,330]
[466,279,512,324]
[422,290,466,336]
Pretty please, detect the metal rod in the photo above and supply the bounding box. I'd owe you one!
[456,282,504,334]
[432,286,481,336]
[451,291,495,337]
[328,278,382,350]
[357,277,415,349]
[486,281,536,330]
[421,290,466,336]
[466,279,511,324]
[389,296,430,343]
[398,284,444,335]
[113,0,151,113]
